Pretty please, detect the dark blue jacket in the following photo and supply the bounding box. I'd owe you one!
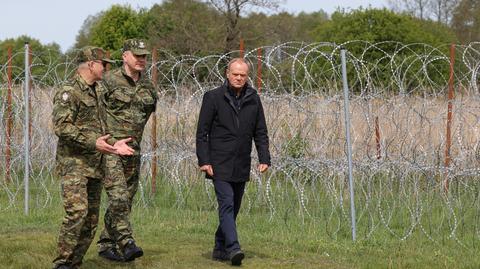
[196,81,271,182]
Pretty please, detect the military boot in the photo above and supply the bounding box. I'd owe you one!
[99,247,124,262]
[123,240,144,261]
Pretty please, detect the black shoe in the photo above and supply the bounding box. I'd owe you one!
[99,248,124,262]
[212,249,229,261]
[123,240,144,262]
[229,249,245,266]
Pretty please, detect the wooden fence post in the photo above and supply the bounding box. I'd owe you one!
[106,50,112,71]
[239,38,244,58]
[375,116,381,160]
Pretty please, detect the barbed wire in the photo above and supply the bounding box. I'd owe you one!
[2,41,480,245]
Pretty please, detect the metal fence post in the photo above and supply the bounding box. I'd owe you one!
[28,46,32,150]
[341,49,356,241]
[24,42,30,215]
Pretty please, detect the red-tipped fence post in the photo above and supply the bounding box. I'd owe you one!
[106,51,112,71]
[151,47,158,193]
[444,44,455,193]
[375,116,381,160]
[239,38,244,58]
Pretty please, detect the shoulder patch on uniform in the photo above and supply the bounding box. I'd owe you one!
[62,92,69,101]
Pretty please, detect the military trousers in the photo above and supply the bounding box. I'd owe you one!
[97,154,140,252]
[52,174,102,269]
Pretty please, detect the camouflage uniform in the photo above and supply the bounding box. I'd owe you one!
[52,47,113,269]
[97,39,157,252]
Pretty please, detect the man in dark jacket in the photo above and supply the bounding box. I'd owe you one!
[196,58,271,266]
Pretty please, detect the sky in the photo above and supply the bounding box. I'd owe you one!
[0,0,387,52]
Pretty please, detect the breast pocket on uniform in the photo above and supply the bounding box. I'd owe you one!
[136,88,155,113]
[110,89,132,111]
[77,98,97,123]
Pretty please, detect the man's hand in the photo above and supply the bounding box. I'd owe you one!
[96,134,117,154]
[258,164,269,173]
[200,164,214,176]
[114,137,135,156]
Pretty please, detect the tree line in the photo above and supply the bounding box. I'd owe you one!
[3,0,479,58]
[0,0,478,88]
[70,0,480,56]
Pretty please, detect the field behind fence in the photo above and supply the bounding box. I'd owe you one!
[2,41,480,248]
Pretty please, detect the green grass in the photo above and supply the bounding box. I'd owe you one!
[1,173,480,268]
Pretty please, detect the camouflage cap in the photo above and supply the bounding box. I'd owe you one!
[76,46,115,64]
[122,39,150,55]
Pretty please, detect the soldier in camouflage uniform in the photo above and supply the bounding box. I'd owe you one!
[52,47,134,269]
[96,39,158,262]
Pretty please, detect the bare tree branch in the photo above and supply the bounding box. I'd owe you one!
[206,0,285,53]
[388,0,459,24]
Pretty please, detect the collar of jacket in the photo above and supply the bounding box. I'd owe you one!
[74,73,97,92]
[223,80,255,114]
[121,65,144,86]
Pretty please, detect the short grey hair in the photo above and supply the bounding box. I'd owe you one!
[77,62,89,70]
[227,58,251,72]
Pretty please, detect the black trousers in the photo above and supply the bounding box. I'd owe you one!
[213,180,246,254]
